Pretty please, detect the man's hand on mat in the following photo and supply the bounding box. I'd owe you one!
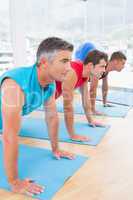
[53,149,75,160]
[89,120,106,127]
[70,134,90,142]
[11,178,44,197]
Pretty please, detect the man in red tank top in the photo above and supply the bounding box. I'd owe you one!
[90,51,127,115]
[55,50,107,142]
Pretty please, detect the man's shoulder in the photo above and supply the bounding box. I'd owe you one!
[71,60,83,67]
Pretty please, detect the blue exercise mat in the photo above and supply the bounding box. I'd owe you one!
[56,100,130,118]
[20,118,110,146]
[0,142,88,200]
[96,90,133,106]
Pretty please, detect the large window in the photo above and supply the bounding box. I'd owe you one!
[0,0,132,88]
[0,0,12,73]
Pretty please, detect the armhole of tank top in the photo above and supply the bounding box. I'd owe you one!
[0,77,25,106]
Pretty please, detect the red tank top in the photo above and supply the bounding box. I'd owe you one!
[55,61,87,99]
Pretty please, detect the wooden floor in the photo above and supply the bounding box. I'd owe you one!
[0,107,133,200]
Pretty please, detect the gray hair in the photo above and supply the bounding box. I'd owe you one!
[38,50,57,63]
[36,37,73,64]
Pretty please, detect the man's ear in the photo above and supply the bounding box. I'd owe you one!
[40,57,48,68]
[113,59,118,65]
[88,62,93,71]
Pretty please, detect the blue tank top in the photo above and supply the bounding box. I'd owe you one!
[0,64,55,117]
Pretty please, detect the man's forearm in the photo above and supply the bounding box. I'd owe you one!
[102,77,108,105]
[89,77,99,112]
[64,105,75,137]
[45,114,59,152]
[102,88,108,105]
[83,103,93,124]
[3,132,18,184]
[90,90,96,112]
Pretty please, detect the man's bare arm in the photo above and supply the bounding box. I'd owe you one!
[102,76,108,105]
[45,93,75,159]
[80,80,106,127]
[62,70,89,141]
[1,79,24,184]
[90,76,99,113]
[1,79,44,196]
[45,94,59,152]
[80,80,93,123]
[62,70,77,137]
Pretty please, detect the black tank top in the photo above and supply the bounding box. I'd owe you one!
[99,71,108,79]
[99,64,108,79]
[88,64,108,82]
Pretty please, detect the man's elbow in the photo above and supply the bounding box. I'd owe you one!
[45,111,58,122]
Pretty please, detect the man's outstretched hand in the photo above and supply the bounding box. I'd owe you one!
[53,149,75,160]
[89,120,106,127]
[11,178,45,197]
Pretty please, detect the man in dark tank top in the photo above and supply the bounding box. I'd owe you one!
[89,51,127,115]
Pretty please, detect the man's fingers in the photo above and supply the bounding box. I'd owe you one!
[11,179,45,197]
[95,123,106,127]
[81,136,90,141]
[89,123,95,128]
[28,183,44,192]
[25,191,34,197]
[63,154,75,160]
[60,151,75,160]
[53,153,61,160]
[53,150,76,160]
[27,183,45,195]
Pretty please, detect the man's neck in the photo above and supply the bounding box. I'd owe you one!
[37,67,53,87]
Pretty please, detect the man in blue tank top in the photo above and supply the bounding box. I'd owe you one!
[0,37,74,196]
